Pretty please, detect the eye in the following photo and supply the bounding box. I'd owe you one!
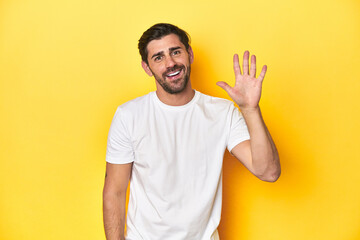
[172,50,181,56]
[154,55,162,62]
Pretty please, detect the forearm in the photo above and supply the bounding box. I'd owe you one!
[103,191,127,240]
[241,106,280,182]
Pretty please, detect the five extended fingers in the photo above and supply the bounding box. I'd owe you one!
[220,50,267,106]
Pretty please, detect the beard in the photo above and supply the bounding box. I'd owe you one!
[151,63,191,94]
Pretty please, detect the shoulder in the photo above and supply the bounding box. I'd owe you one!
[196,91,236,111]
[119,92,152,111]
[112,92,153,123]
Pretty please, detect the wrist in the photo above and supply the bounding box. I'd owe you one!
[239,105,260,115]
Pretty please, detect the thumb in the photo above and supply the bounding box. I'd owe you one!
[216,81,232,94]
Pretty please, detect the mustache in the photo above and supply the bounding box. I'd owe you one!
[163,65,185,76]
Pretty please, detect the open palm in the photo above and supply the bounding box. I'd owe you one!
[217,51,267,110]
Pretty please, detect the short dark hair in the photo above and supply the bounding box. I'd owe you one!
[138,23,191,64]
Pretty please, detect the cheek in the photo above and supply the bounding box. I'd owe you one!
[155,68,167,78]
[152,63,165,71]
[148,64,163,75]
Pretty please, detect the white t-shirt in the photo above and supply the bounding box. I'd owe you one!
[106,90,250,240]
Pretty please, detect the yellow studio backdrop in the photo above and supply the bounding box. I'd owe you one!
[0,0,359,239]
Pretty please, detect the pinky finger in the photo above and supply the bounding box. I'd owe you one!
[258,65,267,82]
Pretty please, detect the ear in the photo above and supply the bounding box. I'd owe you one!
[141,61,153,76]
[188,46,194,64]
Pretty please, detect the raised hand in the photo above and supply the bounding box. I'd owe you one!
[216,51,267,111]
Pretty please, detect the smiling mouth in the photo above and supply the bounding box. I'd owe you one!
[166,70,181,77]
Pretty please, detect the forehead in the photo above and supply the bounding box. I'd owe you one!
[146,34,186,56]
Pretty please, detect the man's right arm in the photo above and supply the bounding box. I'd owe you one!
[103,162,133,240]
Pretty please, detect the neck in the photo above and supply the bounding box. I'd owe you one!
[155,84,195,106]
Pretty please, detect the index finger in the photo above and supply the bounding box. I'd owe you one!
[233,54,242,76]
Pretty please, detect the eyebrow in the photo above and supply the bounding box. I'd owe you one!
[150,46,182,59]
[169,46,181,52]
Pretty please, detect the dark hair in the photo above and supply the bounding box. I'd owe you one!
[138,23,191,64]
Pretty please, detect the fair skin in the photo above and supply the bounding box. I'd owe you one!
[103,34,280,240]
[141,34,195,106]
[103,163,132,240]
[217,52,281,181]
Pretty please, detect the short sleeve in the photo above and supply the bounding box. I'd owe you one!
[106,107,135,164]
[226,105,250,152]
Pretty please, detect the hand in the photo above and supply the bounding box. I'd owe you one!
[216,51,267,111]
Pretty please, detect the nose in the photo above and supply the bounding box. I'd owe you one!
[165,56,176,68]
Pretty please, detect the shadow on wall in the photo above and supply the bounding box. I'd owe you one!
[217,106,317,239]
[189,45,221,96]
[190,43,317,239]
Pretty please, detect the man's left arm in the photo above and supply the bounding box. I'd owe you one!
[217,51,281,182]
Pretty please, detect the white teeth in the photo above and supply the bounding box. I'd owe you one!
[167,70,180,77]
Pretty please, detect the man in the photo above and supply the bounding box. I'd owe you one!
[103,23,280,240]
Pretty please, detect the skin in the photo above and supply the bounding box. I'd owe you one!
[143,41,191,95]
[217,52,281,181]
[103,34,281,240]
[103,162,132,240]
[141,34,195,106]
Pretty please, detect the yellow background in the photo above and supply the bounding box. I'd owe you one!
[1,0,359,239]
